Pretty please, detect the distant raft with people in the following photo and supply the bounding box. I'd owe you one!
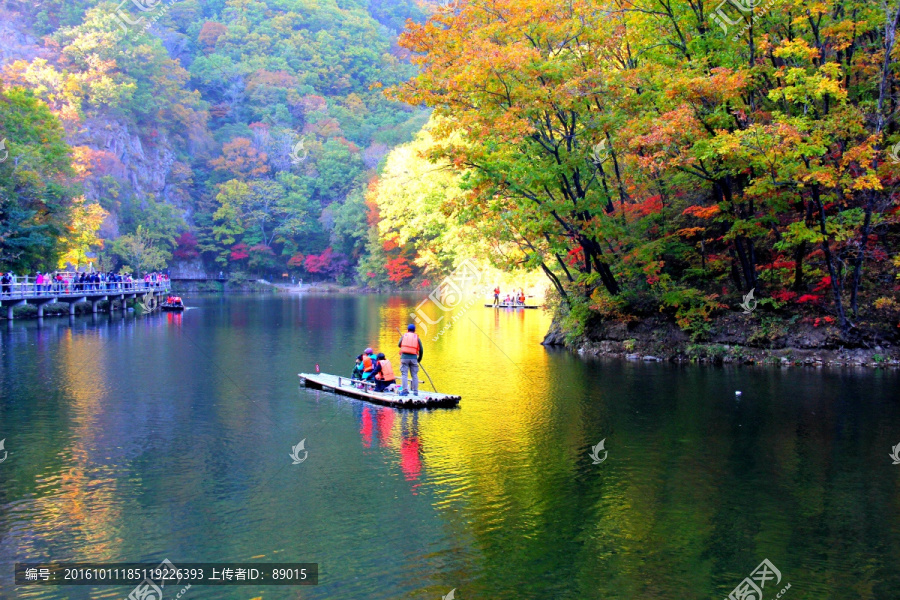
[485,303,540,309]
[298,372,461,409]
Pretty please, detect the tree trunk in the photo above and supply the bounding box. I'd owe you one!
[850,2,900,317]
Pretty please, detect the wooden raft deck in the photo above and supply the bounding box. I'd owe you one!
[484,304,540,309]
[298,372,461,409]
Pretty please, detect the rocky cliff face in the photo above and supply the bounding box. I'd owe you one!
[0,9,46,65]
[79,119,186,198]
[168,259,210,279]
[1,9,197,236]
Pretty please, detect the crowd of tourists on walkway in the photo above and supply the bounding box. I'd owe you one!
[351,324,424,395]
[0,271,170,296]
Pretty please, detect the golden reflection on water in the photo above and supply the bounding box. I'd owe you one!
[32,328,122,561]
[368,294,562,531]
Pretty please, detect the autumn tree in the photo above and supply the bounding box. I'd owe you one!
[111,226,170,274]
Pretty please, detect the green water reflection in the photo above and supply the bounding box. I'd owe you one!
[0,294,898,599]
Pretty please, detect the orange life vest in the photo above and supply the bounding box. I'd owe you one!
[362,354,375,372]
[375,359,395,381]
[400,333,419,356]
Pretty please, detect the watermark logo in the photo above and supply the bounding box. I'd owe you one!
[137,293,154,313]
[113,0,175,35]
[290,137,309,165]
[589,439,608,464]
[127,558,183,600]
[289,439,308,464]
[442,589,456,600]
[889,142,900,165]
[411,258,484,340]
[726,559,789,600]
[591,140,609,166]
[0,139,8,163]
[0,438,7,463]
[890,443,900,464]
[739,288,758,314]
[710,0,777,40]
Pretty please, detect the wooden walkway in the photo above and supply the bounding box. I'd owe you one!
[0,282,171,319]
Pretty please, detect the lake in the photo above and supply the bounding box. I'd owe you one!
[1,293,899,599]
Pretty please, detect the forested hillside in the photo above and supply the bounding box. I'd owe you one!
[0,0,428,281]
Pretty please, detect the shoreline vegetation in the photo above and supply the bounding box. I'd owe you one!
[378,0,900,372]
[543,311,900,368]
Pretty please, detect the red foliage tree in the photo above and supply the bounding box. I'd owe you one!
[305,248,334,273]
[173,231,200,260]
[230,243,249,262]
[385,256,413,283]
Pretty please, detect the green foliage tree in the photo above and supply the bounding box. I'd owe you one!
[111,226,170,274]
[0,85,77,272]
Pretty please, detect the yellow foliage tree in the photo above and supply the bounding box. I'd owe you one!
[57,197,109,270]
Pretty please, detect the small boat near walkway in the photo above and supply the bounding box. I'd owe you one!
[299,372,461,409]
[160,296,185,311]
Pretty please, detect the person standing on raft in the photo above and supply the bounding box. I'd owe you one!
[398,324,423,396]
[372,352,396,393]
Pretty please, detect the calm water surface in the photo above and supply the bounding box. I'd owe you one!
[0,294,899,599]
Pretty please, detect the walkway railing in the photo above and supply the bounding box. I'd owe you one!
[1,280,171,301]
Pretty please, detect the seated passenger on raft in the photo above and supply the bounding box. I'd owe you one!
[371,352,396,393]
[357,347,377,380]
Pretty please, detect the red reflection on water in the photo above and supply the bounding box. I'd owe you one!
[385,296,405,309]
[360,406,373,448]
[166,312,183,327]
[300,297,333,329]
[358,404,423,493]
[376,407,394,447]
[400,436,422,492]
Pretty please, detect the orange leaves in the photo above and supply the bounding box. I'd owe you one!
[682,205,721,219]
[664,67,749,105]
[246,70,297,95]
[198,22,228,52]
[629,105,705,170]
[676,227,706,238]
[624,195,663,219]
[210,138,269,179]
[69,146,95,180]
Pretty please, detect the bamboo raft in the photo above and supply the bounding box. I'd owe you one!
[298,372,461,409]
[485,303,540,309]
